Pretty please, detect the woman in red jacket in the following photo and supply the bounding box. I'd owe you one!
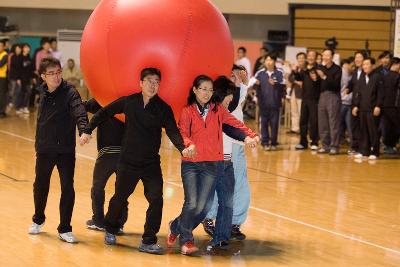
[167,75,257,255]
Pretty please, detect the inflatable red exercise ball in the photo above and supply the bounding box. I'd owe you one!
[80,0,234,120]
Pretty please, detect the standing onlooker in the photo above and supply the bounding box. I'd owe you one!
[376,51,392,76]
[352,57,383,160]
[288,52,306,134]
[316,48,342,155]
[35,38,52,73]
[0,40,8,118]
[255,54,286,150]
[8,44,22,108]
[253,47,268,76]
[62,59,81,89]
[235,46,252,79]
[295,50,321,150]
[339,59,353,146]
[15,43,35,114]
[382,57,400,154]
[50,38,62,64]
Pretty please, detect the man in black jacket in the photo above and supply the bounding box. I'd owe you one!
[83,98,128,232]
[80,68,193,254]
[316,48,342,155]
[295,50,321,150]
[352,58,384,160]
[382,57,400,154]
[28,57,88,243]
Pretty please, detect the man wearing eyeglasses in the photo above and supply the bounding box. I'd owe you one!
[28,57,88,244]
[79,68,190,254]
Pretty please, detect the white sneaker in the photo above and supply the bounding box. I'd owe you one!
[310,145,318,151]
[28,222,44,234]
[23,107,30,114]
[368,155,377,160]
[16,109,23,115]
[354,153,364,159]
[59,232,78,243]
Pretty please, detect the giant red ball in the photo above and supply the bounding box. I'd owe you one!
[80,0,234,120]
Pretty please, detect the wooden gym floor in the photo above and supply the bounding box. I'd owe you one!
[0,112,399,267]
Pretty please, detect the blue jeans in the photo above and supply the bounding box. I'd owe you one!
[207,144,250,225]
[205,161,235,244]
[170,161,218,245]
[260,107,280,146]
[340,104,352,147]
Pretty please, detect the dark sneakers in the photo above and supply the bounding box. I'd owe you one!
[86,219,105,231]
[231,225,246,241]
[139,242,164,255]
[202,219,215,237]
[206,240,229,252]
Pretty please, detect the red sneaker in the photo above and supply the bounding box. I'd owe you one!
[167,221,177,247]
[181,241,199,255]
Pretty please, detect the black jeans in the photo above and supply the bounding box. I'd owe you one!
[351,114,360,151]
[382,107,400,147]
[91,153,128,227]
[260,107,280,146]
[359,112,380,156]
[104,161,163,245]
[299,99,319,147]
[0,78,7,114]
[33,153,75,233]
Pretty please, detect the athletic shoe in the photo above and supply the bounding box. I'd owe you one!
[206,240,229,251]
[104,231,116,245]
[139,242,164,255]
[317,148,329,154]
[202,219,215,237]
[329,148,339,155]
[270,145,277,151]
[22,107,30,114]
[116,227,124,235]
[354,153,364,159]
[263,145,271,151]
[167,221,178,247]
[310,145,318,151]
[231,225,246,241]
[86,219,104,231]
[59,232,78,243]
[368,155,377,160]
[28,222,44,235]
[295,144,306,150]
[347,150,357,156]
[181,241,199,255]
[15,109,23,115]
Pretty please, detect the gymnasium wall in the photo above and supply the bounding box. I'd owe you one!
[293,7,391,58]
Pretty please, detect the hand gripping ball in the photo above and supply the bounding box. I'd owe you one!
[80,0,234,120]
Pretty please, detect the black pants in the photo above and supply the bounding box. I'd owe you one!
[0,78,7,115]
[359,112,380,156]
[299,99,319,147]
[104,161,163,245]
[33,153,75,233]
[382,107,400,148]
[91,153,128,227]
[351,114,360,151]
[260,107,280,146]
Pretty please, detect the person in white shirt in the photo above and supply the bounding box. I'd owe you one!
[235,47,251,80]
[203,65,256,241]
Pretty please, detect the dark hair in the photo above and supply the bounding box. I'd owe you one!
[316,52,322,58]
[21,43,31,49]
[306,50,317,56]
[264,53,277,62]
[0,40,6,46]
[213,76,237,103]
[40,37,50,46]
[322,48,335,56]
[347,56,355,63]
[378,50,393,60]
[140,68,161,81]
[238,46,247,53]
[341,59,351,66]
[232,64,246,72]
[10,44,21,54]
[49,38,57,43]
[187,75,214,106]
[363,57,376,65]
[354,50,367,58]
[391,57,400,65]
[296,52,306,59]
[39,57,61,75]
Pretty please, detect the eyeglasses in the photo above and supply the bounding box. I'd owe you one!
[143,79,160,85]
[45,70,62,77]
[197,87,214,94]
